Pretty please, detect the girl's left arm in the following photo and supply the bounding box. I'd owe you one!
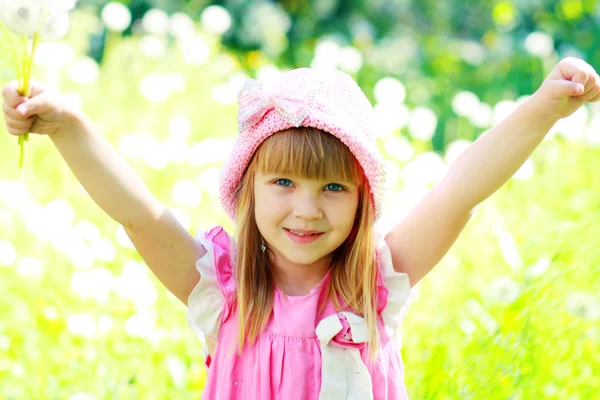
[386,57,600,288]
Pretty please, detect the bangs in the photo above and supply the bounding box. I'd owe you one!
[252,128,364,185]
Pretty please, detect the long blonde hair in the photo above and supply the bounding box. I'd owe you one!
[231,127,381,363]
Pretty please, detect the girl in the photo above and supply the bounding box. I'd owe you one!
[2,58,599,399]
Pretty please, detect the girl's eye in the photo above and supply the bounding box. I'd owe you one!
[273,179,344,191]
[274,178,293,187]
[325,183,344,191]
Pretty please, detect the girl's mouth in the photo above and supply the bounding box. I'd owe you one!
[284,228,324,244]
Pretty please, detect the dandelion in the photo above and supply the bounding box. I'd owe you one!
[0,0,77,167]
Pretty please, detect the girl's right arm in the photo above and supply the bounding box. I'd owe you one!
[2,81,205,305]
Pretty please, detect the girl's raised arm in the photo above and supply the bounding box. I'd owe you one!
[2,80,206,305]
[385,57,600,287]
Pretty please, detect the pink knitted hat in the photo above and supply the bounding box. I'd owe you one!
[219,67,387,221]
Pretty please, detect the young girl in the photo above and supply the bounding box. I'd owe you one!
[2,58,599,399]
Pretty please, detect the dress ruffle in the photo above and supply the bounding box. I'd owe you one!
[185,225,236,367]
[374,229,419,346]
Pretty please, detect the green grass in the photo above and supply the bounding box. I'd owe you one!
[1,10,599,400]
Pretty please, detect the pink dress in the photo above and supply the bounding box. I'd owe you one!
[186,226,418,399]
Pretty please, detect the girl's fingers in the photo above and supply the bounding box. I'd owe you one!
[582,86,600,102]
[1,82,28,108]
[4,113,33,128]
[2,99,27,120]
[5,118,33,136]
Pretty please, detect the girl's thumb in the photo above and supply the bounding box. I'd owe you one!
[17,95,51,118]
[546,80,585,99]
[17,101,34,118]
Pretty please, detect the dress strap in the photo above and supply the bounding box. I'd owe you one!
[315,312,374,400]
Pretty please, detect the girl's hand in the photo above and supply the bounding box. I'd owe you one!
[2,79,73,137]
[530,57,600,122]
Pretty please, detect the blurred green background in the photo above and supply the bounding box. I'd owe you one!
[1,0,600,399]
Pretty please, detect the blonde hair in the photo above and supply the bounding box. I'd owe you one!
[231,127,382,364]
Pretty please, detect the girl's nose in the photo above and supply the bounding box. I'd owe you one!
[293,193,323,220]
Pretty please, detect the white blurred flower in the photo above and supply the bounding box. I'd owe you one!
[169,12,195,38]
[162,136,189,164]
[566,291,600,321]
[238,2,289,55]
[16,257,44,280]
[525,258,551,279]
[91,238,116,263]
[408,107,438,141]
[487,277,521,305]
[46,0,76,11]
[167,355,187,389]
[188,138,235,166]
[0,240,17,267]
[97,315,113,334]
[197,167,221,195]
[67,57,100,84]
[172,180,202,208]
[337,46,363,73]
[101,2,131,32]
[44,306,57,319]
[402,151,447,185]
[257,64,282,84]
[179,34,210,65]
[118,133,156,160]
[374,77,406,104]
[167,73,187,92]
[139,73,172,104]
[169,115,191,139]
[114,261,158,308]
[452,91,480,117]
[200,5,231,35]
[33,42,74,67]
[1,0,45,36]
[39,10,69,40]
[525,32,554,57]
[139,34,167,58]
[142,8,169,36]
[0,180,30,207]
[383,136,414,162]
[497,228,523,271]
[585,113,600,147]
[0,0,76,38]
[143,140,170,169]
[67,313,96,338]
[460,40,486,66]
[68,392,95,400]
[459,318,477,335]
[70,267,114,303]
[311,39,340,69]
[470,102,493,128]
[125,310,157,337]
[373,102,409,138]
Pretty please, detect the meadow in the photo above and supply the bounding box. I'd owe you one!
[1,5,599,399]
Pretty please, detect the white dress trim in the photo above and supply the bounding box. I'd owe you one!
[315,311,373,400]
[375,229,418,331]
[185,231,225,362]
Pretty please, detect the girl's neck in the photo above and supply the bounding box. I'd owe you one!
[269,254,332,296]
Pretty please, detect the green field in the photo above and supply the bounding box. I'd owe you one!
[1,5,599,400]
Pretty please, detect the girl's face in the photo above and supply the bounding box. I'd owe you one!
[254,172,360,271]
